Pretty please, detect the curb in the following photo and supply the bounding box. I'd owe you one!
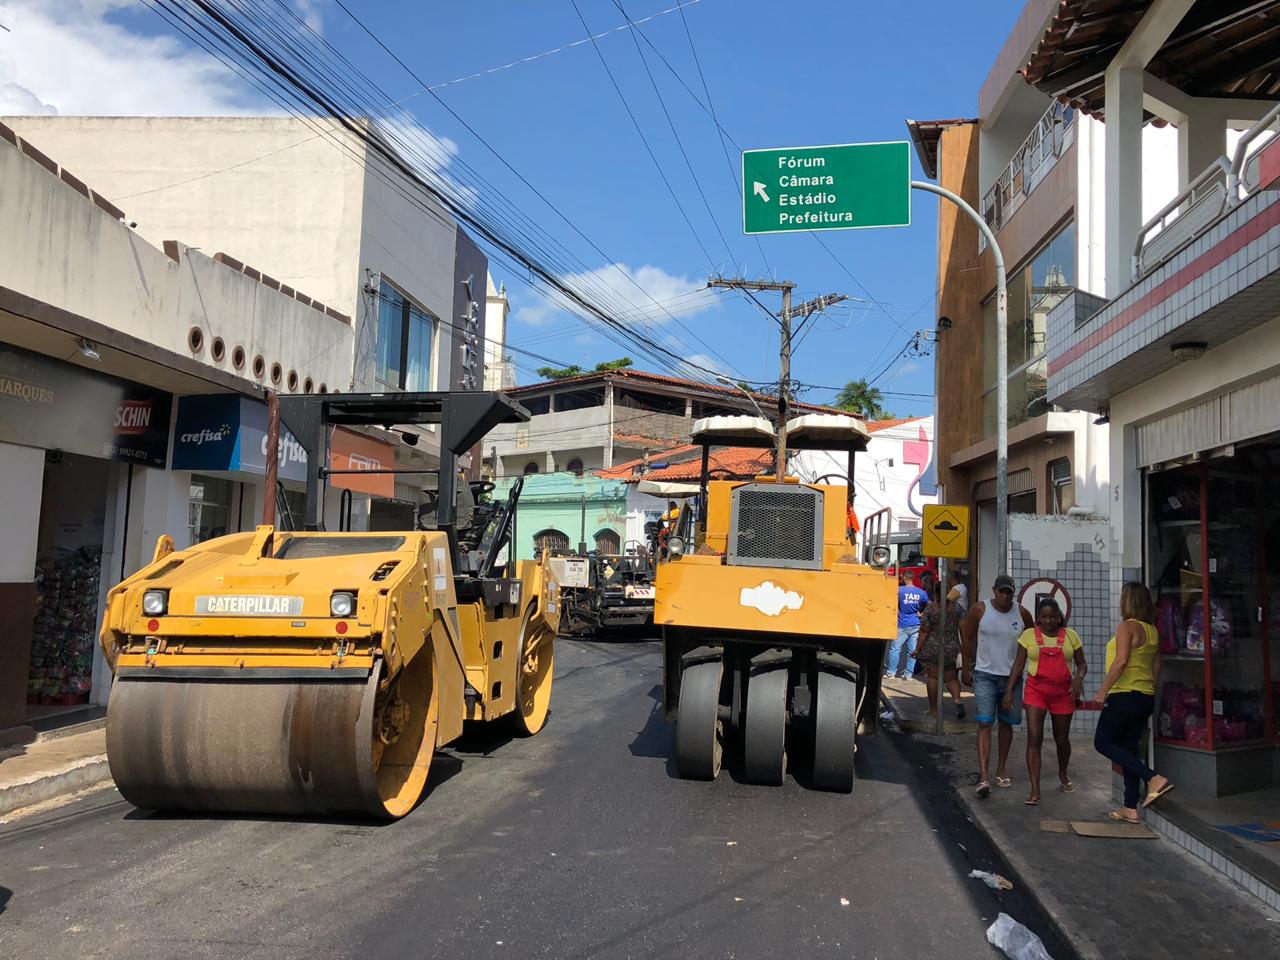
[951,782,1103,960]
[0,755,112,817]
[885,691,1099,959]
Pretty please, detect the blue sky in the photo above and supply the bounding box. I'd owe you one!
[1,0,1023,414]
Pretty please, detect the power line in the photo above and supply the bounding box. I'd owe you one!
[329,0,740,381]
[612,0,738,268]
[674,0,772,276]
[144,0,730,384]
[568,0,716,268]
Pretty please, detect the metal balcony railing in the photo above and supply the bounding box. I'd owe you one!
[1132,101,1280,281]
[980,102,1076,251]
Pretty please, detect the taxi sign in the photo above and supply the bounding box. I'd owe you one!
[922,504,970,560]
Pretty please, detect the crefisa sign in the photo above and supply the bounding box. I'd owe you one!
[172,395,308,482]
[172,396,395,493]
[0,344,172,467]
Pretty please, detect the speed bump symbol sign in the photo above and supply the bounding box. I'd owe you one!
[922,504,971,560]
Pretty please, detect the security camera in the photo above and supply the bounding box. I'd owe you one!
[119,217,138,229]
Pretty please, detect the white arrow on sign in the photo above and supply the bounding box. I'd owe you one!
[753,181,770,203]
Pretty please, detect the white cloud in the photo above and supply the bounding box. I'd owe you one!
[565,263,712,325]
[0,0,267,115]
[890,360,921,380]
[514,304,554,326]
[0,81,55,115]
[676,352,732,380]
[293,0,325,34]
[510,262,716,334]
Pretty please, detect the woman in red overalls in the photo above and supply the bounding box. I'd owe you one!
[1003,598,1088,805]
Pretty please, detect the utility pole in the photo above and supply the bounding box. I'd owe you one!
[707,279,843,482]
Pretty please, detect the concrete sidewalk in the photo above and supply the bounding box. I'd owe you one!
[881,674,978,733]
[0,723,110,817]
[889,680,1280,960]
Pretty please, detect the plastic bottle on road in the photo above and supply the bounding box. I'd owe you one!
[986,913,1055,960]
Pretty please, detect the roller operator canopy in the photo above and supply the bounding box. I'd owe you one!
[689,413,869,451]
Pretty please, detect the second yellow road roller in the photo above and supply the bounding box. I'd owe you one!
[98,391,559,818]
[655,413,897,792]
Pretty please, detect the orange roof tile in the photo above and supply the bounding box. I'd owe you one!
[867,416,924,432]
[598,445,772,483]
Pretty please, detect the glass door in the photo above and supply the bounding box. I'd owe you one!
[1203,468,1268,747]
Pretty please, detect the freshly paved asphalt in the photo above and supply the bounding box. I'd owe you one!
[0,638,1067,959]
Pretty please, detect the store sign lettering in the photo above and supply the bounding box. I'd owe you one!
[261,431,308,468]
[0,345,171,468]
[114,399,154,435]
[179,426,233,445]
[0,374,55,404]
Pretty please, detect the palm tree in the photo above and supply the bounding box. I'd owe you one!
[833,379,892,420]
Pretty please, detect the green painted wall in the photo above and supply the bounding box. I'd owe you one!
[494,473,629,560]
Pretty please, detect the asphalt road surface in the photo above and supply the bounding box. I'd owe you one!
[0,638,1067,960]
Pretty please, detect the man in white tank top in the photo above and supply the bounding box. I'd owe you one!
[960,574,1033,797]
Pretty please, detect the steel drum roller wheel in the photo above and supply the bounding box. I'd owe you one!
[674,659,723,780]
[513,606,555,736]
[743,667,788,786]
[813,670,857,793]
[104,652,439,819]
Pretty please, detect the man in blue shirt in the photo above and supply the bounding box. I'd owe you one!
[887,571,929,680]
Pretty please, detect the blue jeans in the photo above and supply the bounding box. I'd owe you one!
[973,670,1023,726]
[886,626,918,678]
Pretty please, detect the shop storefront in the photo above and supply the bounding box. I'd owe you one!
[1146,440,1280,797]
[172,394,392,537]
[0,344,171,730]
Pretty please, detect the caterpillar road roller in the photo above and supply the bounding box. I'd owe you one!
[98,391,559,819]
[656,413,897,792]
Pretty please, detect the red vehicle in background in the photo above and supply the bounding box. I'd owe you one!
[887,533,938,592]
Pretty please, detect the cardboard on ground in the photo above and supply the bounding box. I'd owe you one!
[922,504,970,560]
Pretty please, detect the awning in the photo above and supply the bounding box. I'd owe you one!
[635,479,701,498]
[1022,1,1280,119]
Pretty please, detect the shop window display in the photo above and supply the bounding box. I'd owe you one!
[28,547,101,706]
[1148,458,1274,754]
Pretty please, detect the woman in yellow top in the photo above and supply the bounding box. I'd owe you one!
[1091,582,1174,823]
[1002,598,1087,805]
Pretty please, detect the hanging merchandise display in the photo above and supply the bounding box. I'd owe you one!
[27,547,102,705]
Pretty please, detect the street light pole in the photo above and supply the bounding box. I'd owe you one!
[715,375,769,421]
[909,180,1009,576]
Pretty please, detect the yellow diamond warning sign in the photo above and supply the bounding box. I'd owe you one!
[922,504,970,560]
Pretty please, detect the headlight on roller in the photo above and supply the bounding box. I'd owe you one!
[870,546,891,567]
[142,589,168,616]
[667,536,685,558]
[330,591,356,618]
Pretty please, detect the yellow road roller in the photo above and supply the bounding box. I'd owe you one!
[98,391,559,819]
[656,413,896,792]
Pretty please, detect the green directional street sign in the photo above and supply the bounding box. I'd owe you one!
[742,141,911,235]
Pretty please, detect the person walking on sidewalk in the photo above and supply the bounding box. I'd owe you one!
[1004,597,1087,805]
[917,582,965,719]
[887,571,928,681]
[1092,582,1175,823]
[961,574,1032,798]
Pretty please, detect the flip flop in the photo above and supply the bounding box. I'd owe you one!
[1024,795,1040,806]
[976,781,991,798]
[1058,781,1075,793]
[1108,809,1141,824]
[995,776,1012,788]
[1143,781,1176,808]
